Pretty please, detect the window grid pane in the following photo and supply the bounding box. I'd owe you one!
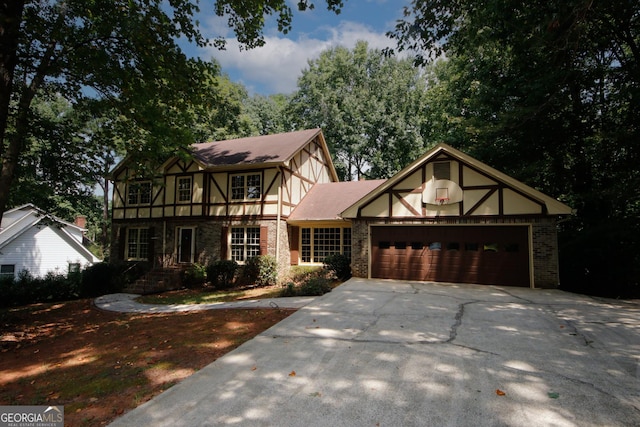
[246,174,261,199]
[231,176,245,200]
[138,228,149,259]
[301,228,311,263]
[246,227,260,258]
[313,228,341,262]
[127,228,139,259]
[343,228,352,259]
[178,177,191,202]
[230,227,260,262]
[128,185,138,205]
[140,183,151,204]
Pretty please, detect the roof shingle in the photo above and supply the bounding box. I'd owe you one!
[289,180,385,222]
[192,128,322,167]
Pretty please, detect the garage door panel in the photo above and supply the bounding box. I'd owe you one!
[372,226,530,287]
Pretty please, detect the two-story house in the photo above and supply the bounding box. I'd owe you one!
[110,128,349,275]
[110,128,572,290]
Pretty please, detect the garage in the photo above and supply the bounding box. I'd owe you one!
[371,225,530,287]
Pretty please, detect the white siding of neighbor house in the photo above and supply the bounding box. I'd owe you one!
[0,224,95,278]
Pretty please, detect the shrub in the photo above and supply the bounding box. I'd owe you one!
[243,255,278,287]
[0,269,83,307]
[298,276,333,296]
[206,260,238,289]
[183,263,207,289]
[280,282,296,297]
[80,263,123,297]
[323,254,351,280]
[287,265,322,284]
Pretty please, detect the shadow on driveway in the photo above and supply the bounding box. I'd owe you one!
[109,278,640,427]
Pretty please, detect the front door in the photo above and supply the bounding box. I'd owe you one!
[178,227,195,263]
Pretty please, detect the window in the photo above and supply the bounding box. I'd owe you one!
[177,177,192,202]
[231,173,261,200]
[433,161,451,180]
[128,182,152,205]
[127,228,150,260]
[411,242,424,250]
[69,263,81,273]
[300,227,351,263]
[447,242,460,251]
[0,264,15,279]
[394,241,407,249]
[429,242,442,251]
[378,241,391,249]
[231,227,260,262]
[465,243,479,251]
[484,243,499,252]
[505,243,519,253]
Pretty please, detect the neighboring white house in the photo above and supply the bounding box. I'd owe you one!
[0,204,100,279]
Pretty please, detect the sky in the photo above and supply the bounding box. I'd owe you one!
[189,0,411,95]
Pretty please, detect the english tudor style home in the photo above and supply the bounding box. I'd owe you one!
[110,128,572,289]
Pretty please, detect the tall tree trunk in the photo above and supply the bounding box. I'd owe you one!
[0,0,26,221]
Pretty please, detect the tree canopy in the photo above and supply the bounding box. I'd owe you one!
[388,0,640,296]
[0,0,345,224]
[288,41,430,180]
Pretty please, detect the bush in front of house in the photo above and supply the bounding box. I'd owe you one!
[279,268,333,297]
[206,260,238,289]
[242,255,278,287]
[80,262,124,297]
[0,269,82,307]
[182,263,207,289]
[299,275,333,296]
[323,254,352,280]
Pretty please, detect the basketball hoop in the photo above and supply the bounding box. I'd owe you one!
[435,188,449,205]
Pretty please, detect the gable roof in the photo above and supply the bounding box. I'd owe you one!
[190,128,338,178]
[288,180,386,222]
[110,128,339,181]
[341,143,573,218]
[0,204,99,262]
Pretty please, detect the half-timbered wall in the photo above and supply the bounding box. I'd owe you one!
[280,137,334,217]
[358,153,547,219]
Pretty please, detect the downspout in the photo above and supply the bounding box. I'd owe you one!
[276,172,282,263]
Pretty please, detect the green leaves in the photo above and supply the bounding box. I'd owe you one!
[288,41,430,180]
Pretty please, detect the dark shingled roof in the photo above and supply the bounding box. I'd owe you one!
[192,128,323,167]
[289,180,386,221]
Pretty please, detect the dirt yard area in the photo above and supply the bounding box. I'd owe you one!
[0,298,294,426]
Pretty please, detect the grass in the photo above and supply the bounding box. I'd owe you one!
[136,285,284,305]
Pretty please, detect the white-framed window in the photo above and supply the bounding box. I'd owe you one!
[301,227,351,263]
[177,176,192,202]
[128,181,152,205]
[68,263,81,273]
[126,228,150,260]
[230,173,261,200]
[230,227,260,262]
[0,264,15,279]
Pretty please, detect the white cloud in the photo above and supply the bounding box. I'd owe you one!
[201,21,397,94]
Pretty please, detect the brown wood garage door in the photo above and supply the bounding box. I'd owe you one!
[371,225,530,287]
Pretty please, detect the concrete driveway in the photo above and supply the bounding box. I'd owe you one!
[109,278,640,427]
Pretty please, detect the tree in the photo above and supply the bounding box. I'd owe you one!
[0,0,345,224]
[388,1,640,296]
[243,93,292,136]
[288,41,430,180]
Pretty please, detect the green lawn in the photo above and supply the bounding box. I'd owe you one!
[136,286,283,305]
